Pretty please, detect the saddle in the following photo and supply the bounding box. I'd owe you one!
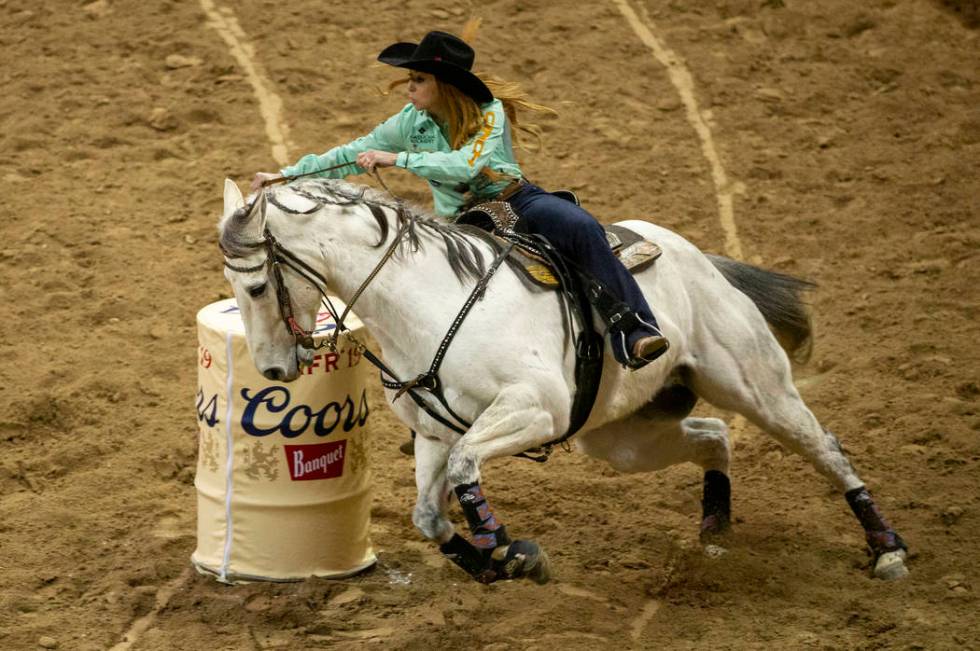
[459,199,663,288]
[456,193,662,460]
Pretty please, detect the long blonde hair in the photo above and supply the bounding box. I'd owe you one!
[451,18,556,151]
[386,74,556,151]
[385,23,555,181]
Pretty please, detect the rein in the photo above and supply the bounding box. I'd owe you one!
[259,161,360,188]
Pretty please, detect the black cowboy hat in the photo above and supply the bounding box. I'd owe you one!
[378,31,493,104]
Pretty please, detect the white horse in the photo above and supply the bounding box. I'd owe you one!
[217,177,909,583]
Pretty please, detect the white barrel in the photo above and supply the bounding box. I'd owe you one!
[192,298,375,582]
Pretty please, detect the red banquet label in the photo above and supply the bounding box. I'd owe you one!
[284,441,346,481]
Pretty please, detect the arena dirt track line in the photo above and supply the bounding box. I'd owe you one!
[198,0,295,166]
[614,0,745,260]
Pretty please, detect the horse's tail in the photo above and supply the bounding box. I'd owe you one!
[707,254,816,364]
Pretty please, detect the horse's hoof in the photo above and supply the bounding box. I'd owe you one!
[703,543,728,559]
[492,540,552,584]
[873,550,909,581]
[526,547,552,585]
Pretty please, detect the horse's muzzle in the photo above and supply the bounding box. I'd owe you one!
[262,366,287,382]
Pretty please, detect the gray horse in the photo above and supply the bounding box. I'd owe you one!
[218,178,909,584]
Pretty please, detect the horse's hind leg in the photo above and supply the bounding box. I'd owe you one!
[577,408,734,540]
[690,339,909,579]
[686,417,734,540]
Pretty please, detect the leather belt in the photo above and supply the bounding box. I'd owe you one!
[493,177,527,202]
[456,178,527,217]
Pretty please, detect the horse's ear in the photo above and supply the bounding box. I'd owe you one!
[223,178,245,219]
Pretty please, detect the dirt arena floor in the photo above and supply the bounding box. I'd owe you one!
[1,1,978,649]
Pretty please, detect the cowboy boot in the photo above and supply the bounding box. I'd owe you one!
[585,278,670,369]
[632,331,670,365]
[627,323,670,370]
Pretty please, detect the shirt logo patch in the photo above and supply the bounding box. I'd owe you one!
[410,132,436,145]
[467,111,496,166]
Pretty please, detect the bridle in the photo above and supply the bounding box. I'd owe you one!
[222,165,409,352]
[220,186,515,438]
[221,192,411,355]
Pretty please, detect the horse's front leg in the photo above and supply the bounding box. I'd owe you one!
[444,384,559,585]
[412,433,455,544]
[411,433,492,580]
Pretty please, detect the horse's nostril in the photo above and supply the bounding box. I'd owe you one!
[263,367,285,381]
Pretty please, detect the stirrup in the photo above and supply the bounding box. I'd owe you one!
[627,334,670,370]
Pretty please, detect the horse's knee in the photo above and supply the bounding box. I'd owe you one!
[683,418,731,472]
[705,430,730,470]
[685,416,727,434]
[446,445,479,488]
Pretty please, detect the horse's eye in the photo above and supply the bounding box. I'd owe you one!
[248,283,267,298]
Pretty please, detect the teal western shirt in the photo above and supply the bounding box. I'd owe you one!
[280,100,522,218]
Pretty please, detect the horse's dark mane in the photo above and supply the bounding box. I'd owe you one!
[220,178,510,283]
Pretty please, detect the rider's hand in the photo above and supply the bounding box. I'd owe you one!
[250,172,282,193]
[356,150,398,173]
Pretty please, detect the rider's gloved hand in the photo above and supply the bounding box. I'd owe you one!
[355,150,398,173]
[250,172,283,193]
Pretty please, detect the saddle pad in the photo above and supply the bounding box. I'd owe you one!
[512,224,662,289]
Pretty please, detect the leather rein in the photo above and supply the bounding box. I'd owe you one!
[221,190,513,437]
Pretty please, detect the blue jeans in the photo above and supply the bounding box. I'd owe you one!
[506,183,661,364]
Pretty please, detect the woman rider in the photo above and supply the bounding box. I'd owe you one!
[251,31,669,369]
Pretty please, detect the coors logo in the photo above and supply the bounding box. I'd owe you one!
[239,386,369,438]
